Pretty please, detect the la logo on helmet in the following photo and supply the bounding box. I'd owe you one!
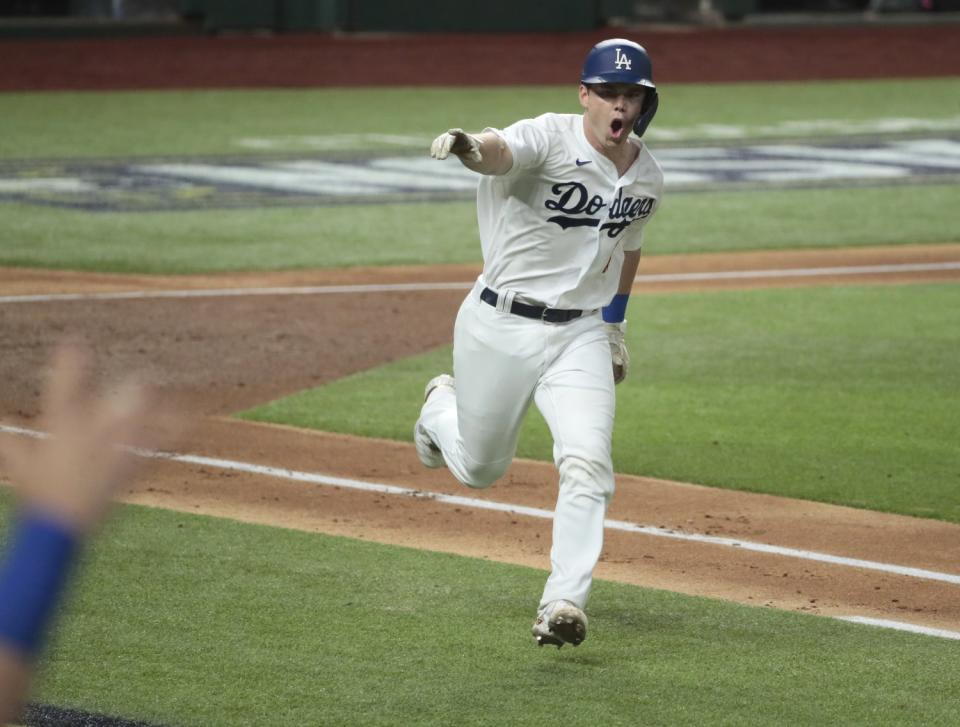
[614,48,632,70]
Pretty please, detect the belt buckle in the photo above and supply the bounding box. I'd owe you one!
[540,306,552,323]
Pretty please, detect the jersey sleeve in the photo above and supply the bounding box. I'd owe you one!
[622,158,665,252]
[621,197,659,252]
[485,116,551,177]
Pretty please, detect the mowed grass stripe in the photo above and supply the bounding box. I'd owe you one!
[242,282,960,523]
[1,79,958,160]
[4,499,957,727]
[1,184,958,273]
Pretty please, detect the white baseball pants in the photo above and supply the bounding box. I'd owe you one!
[419,280,616,609]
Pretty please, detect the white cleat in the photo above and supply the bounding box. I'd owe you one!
[423,373,455,403]
[413,420,444,468]
[413,374,455,469]
[532,599,588,648]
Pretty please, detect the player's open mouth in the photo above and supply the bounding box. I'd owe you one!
[610,118,624,139]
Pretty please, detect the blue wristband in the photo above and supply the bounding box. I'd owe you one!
[602,293,630,323]
[0,512,79,656]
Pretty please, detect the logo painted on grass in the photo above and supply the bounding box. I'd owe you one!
[643,115,960,143]
[0,156,481,212]
[1,138,959,212]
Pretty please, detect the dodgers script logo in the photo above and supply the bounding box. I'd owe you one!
[544,182,654,238]
[614,48,632,70]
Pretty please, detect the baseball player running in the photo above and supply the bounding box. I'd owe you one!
[415,39,663,647]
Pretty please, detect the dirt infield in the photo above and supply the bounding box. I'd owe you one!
[3,22,960,91]
[3,244,960,634]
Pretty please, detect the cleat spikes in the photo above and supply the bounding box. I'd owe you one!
[531,599,588,648]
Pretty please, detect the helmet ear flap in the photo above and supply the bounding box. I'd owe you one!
[633,89,659,138]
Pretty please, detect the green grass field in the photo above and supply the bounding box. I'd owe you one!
[10,499,957,726]
[1,183,957,273]
[1,78,958,273]
[2,75,959,725]
[1,79,957,160]
[242,282,960,523]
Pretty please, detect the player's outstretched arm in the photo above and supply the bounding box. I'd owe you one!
[0,343,170,723]
[430,128,513,175]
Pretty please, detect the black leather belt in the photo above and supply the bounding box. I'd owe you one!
[480,287,584,323]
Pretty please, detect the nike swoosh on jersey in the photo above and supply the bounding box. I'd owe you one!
[575,159,592,166]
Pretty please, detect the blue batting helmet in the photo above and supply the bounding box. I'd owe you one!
[581,38,659,138]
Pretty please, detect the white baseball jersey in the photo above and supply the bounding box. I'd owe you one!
[476,112,663,310]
